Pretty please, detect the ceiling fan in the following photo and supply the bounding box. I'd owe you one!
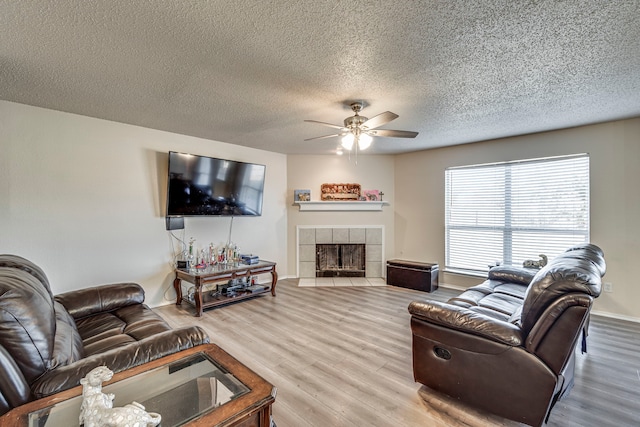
[304,101,418,152]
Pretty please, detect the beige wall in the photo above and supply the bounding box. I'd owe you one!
[286,154,395,277]
[4,98,638,320]
[0,101,288,307]
[394,118,640,320]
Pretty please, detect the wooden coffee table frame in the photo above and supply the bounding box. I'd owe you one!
[0,344,276,427]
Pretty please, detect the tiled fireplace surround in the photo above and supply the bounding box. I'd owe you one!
[297,226,384,278]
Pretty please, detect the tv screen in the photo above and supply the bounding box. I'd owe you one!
[166,151,266,216]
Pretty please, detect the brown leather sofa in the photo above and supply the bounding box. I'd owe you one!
[408,244,606,427]
[0,254,210,416]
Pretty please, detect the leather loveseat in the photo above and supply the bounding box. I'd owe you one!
[0,254,210,416]
[408,244,606,426]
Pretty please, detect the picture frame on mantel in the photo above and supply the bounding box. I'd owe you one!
[294,189,311,202]
[320,183,361,201]
[362,190,380,201]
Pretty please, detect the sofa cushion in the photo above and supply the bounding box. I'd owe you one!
[73,304,186,356]
[449,279,527,318]
[120,304,174,339]
[491,282,528,299]
[76,304,173,339]
[467,306,511,322]
[30,326,210,399]
[563,244,606,276]
[0,267,56,383]
[0,255,53,299]
[0,344,31,415]
[49,302,84,369]
[476,293,524,316]
[75,313,128,346]
[448,287,493,307]
[83,334,138,356]
[507,305,523,326]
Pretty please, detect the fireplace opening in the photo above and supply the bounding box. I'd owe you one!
[316,244,366,277]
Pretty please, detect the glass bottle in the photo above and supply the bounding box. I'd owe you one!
[209,243,216,265]
[188,237,196,268]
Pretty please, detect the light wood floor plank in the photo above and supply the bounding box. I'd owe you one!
[156,280,640,427]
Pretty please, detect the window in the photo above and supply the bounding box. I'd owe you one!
[445,154,589,275]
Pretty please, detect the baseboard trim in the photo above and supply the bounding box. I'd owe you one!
[591,310,640,324]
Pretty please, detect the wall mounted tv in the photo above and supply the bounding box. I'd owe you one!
[166,151,266,216]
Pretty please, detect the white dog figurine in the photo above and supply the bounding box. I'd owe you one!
[79,366,161,427]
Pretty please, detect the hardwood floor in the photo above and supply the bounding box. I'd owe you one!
[155,279,640,427]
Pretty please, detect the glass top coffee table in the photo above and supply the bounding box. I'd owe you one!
[1,344,276,427]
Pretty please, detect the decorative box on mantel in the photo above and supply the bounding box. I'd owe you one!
[294,201,390,211]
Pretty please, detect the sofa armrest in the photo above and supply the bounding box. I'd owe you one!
[408,300,523,346]
[30,325,210,398]
[55,283,146,319]
[488,265,537,285]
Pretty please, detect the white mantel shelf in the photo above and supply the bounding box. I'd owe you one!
[294,201,390,211]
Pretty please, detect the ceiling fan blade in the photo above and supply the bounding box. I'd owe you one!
[362,111,399,129]
[304,120,346,131]
[369,129,419,138]
[304,133,341,141]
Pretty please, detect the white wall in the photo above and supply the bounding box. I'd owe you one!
[0,101,288,307]
[286,154,395,277]
[394,118,640,321]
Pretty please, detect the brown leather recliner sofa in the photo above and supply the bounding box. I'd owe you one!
[408,244,606,427]
[0,254,210,416]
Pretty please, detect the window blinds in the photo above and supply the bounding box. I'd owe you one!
[445,154,590,275]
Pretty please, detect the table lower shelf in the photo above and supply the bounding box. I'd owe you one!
[182,287,271,311]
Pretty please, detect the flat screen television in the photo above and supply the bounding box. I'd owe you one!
[166,151,266,216]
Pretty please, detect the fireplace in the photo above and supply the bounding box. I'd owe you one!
[316,244,366,277]
[297,226,384,278]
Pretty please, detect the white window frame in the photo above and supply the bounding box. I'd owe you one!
[445,154,590,276]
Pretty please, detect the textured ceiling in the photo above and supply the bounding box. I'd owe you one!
[2,1,640,154]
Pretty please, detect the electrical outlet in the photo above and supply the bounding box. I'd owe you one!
[604,282,613,293]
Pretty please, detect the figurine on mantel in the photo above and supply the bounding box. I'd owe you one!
[79,366,161,427]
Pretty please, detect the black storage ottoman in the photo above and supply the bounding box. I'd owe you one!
[386,259,439,292]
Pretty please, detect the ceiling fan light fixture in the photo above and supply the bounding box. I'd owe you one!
[358,133,372,150]
[341,133,355,150]
[304,102,418,152]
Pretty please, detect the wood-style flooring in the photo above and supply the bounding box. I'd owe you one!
[155,279,640,427]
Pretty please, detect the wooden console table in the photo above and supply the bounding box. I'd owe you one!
[174,260,278,317]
